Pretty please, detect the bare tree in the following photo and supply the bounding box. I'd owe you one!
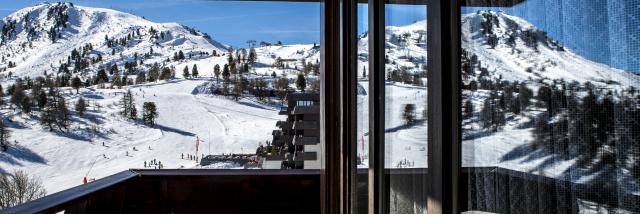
[0,170,46,209]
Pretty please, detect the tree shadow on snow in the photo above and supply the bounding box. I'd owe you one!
[53,130,93,142]
[0,144,46,166]
[498,140,631,197]
[154,124,195,137]
[385,119,426,133]
[0,113,28,130]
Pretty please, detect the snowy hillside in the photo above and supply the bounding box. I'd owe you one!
[461,11,640,89]
[0,2,227,78]
[0,80,283,194]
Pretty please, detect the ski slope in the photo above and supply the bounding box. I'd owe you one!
[0,79,282,194]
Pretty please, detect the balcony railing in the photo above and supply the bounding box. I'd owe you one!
[292,106,320,115]
[292,121,318,130]
[278,107,288,115]
[2,169,320,214]
[275,121,292,129]
[293,136,319,146]
[4,167,637,213]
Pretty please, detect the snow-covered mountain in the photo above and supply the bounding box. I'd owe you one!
[356,11,639,89]
[461,11,639,88]
[0,2,227,77]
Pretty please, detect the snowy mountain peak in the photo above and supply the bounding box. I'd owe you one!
[0,3,227,77]
[461,10,640,88]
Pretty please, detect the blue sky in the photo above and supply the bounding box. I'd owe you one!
[0,1,426,47]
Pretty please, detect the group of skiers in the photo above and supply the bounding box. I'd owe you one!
[182,153,198,161]
[144,159,163,169]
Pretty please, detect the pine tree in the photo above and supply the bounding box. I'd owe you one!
[160,67,173,80]
[518,82,532,111]
[142,102,158,126]
[183,66,190,79]
[213,64,221,82]
[248,47,257,68]
[227,49,234,65]
[0,85,4,106]
[296,73,306,92]
[136,72,146,84]
[178,50,185,60]
[148,63,160,82]
[222,64,230,83]
[20,96,32,114]
[71,76,82,94]
[36,91,47,109]
[75,97,87,116]
[402,104,416,125]
[10,82,25,108]
[463,99,473,119]
[480,91,505,131]
[96,69,108,84]
[130,104,138,120]
[192,64,199,78]
[0,119,10,152]
[120,90,136,120]
[362,66,367,78]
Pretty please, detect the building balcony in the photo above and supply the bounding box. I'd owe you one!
[271,139,284,146]
[293,151,317,161]
[292,105,319,115]
[278,107,288,115]
[275,121,292,129]
[292,121,318,130]
[292,136,319,146]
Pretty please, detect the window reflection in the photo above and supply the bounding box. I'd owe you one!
[461,1,640,213]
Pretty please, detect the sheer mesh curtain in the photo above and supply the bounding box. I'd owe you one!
[461,0,640,213]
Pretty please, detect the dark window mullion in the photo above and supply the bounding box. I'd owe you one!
[320,0,342,213]
[340,0,359,213]
[427,0,462,213]
[367,0,386,213]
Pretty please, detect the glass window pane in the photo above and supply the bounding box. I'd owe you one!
[385,2,428,214]
[461,1,640,213]
[356,3,369,214]
[0,1,320,204]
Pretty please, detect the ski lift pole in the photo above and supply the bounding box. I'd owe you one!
[195,136,200,163]
[84,155,100,184]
